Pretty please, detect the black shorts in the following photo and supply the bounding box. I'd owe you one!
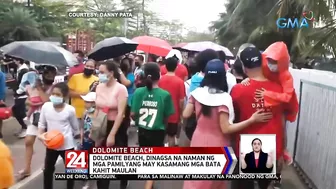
[138,127,165,147]
[166,123,178,137]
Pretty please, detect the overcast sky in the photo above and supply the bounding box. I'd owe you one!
[148,0,225,32]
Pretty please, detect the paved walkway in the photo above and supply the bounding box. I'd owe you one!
[3,88,308,189]
[3,125,308,189]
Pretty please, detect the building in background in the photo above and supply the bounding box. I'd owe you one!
[66,30,95,54]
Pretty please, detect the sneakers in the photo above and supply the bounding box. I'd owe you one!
[120,180,129,189]
[16,129,27,138]
[164,143,169,147]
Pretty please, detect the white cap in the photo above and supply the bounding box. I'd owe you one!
[81,92,96,102]
[166,49,182,63]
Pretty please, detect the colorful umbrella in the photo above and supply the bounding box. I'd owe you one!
[180,41,234,57]
[132,36,172,56]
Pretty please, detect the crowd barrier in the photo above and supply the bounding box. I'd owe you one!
[286,68,336,189]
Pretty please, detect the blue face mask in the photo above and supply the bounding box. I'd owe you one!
[98,74,109,83]
[49,95,63,105]
[87,107,95,113]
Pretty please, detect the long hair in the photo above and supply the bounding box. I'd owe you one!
[199,71,228,116]
[143,62,160,91]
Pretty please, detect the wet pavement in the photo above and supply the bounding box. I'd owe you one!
[2,88,308,189]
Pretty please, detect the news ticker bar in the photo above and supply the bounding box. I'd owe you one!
[55,173,281,180]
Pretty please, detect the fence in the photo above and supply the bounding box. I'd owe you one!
[286,68,336,189]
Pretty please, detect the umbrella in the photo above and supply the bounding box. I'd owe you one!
[180,41,234,57]
[88,37,138,61]
[132,36,172,56]
[0,41,77,68]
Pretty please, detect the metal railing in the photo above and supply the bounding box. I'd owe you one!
[287,79,336,189]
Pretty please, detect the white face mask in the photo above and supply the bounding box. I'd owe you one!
[267,63,278,72]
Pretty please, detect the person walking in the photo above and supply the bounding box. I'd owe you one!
[230,47,285,189]
[68,59,98,123]
[131,62,174,189]
[182,59,271,189]
[12,57,29,138]
[119,57,135,129]
[38,82,78,189]
[158,57,185,146]
[18,66,56,180]
[0,69,6,138]
[95,61,128,189]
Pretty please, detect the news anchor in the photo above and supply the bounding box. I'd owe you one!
[241,138,274,173]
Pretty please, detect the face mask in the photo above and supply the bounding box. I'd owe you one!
[49,95,63,105]
[83,68,94,76]
[267,63,278,72]
[87,107,95,113]
[98,73,109,83]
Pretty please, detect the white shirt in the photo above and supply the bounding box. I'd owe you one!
[16,64,29,99]
[38,102,79,150]
[226,72,237,93]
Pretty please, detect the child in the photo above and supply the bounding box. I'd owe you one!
[79,92,97,189]
[131,62,175,189]
[158,57,185,147]
[37,82,78,189]
[18,70,43,119]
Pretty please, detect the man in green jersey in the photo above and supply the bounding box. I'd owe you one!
[131,62,174,189]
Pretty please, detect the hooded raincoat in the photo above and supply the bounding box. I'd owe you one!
[262,42,299,122]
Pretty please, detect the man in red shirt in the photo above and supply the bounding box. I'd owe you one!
[160,49,188,81]
[159,57,186,147]
[231,47,284,189]
[68,50,85,79]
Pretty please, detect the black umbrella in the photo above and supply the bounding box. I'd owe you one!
[0,41,78,68]
[88,37,138,61]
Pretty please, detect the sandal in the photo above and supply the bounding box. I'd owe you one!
[17,170,31,180]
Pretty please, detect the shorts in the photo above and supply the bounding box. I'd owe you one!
[166,123,178,137]
[138,127,165,147]
[26,125,38,136]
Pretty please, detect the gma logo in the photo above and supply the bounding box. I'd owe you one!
[276,18,309,29]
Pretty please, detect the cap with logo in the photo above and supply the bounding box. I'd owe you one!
[204,59,225,75]
[239,47,263,68]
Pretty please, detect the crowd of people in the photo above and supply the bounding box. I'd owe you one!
[0,41,298,189]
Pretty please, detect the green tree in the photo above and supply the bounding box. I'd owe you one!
[211,0,336,59]
[0,6,41,43]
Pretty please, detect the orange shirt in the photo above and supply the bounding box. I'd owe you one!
[0,140,14,189]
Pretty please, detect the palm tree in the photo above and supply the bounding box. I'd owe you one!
[211,0,336,59]
[0,7,41,43]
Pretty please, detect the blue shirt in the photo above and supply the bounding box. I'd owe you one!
[126,73,135,106]
[0,71,6,101]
